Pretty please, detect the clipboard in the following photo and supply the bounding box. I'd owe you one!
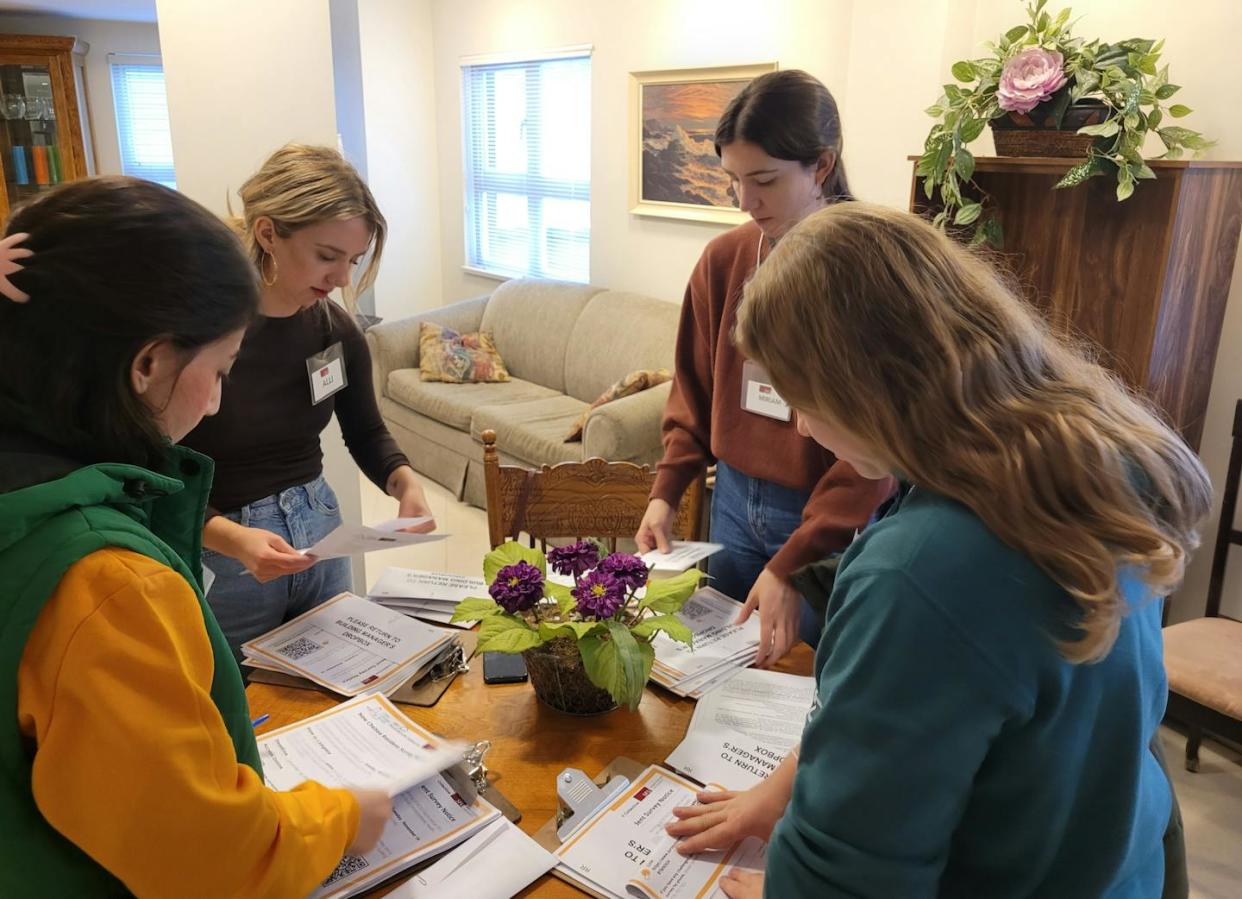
[245,631,478,706]
[530,756,649,899]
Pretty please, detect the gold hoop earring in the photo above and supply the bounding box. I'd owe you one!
[261,251,278,287]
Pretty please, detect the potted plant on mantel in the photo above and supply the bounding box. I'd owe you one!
[453,540,703,714]
[918,0,1214,247]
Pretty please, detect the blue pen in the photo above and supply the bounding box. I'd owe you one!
[251,714,270,728]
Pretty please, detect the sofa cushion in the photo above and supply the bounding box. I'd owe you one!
[418,321,510,383]
[387,370,559,431]
[479,279,604,392]
[470,396,590,466]
[563,290,680,403]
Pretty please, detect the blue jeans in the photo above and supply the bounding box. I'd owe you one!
[202,474,353,664]
[707,461,823,646]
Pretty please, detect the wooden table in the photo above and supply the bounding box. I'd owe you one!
[246,646,814,897]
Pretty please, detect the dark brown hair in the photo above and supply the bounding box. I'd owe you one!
[0,177,259,467]
[715,69,852,201]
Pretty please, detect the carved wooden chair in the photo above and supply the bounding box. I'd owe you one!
[1163,398,1242,770]
[481,429,705,551]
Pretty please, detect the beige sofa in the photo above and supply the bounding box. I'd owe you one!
[365,278,681,508]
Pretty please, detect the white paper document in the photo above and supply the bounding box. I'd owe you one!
[640,541,724,573]
[555,765,766,899]
[649,588,761,698]
[242,592,453,697]
[395,817,557,899]
[369,568,486,629]
[258,694,500,899]
[302,518,446,560]
[665,668,815,790]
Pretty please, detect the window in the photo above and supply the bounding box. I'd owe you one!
[462,48,591,282]
[109,56,176,189]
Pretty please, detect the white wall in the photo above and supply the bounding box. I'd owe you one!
[357,0,443,322]
[430,0,855,306]
[0,12,161,177]
[156,0,366,592]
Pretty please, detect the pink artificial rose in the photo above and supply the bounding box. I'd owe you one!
[997,47,1068,114]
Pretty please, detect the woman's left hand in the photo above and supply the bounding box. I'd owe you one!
[719,869,763,899]
[736,568,801,668]
[387,466,437,533]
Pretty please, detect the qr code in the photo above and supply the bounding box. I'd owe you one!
[322,855,370,886]
[277,636,320,661]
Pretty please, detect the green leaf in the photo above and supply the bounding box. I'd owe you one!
[451,596,504,622]
[477,614,544,653]
[1005,25,1029,43]
[639,569,706,613]
[1077,118,1120,137]
[943,84,964,103]
[1154,83,1180,100]
[951,61,975,82]
[1168,104,1192,118]
[580,624,655,710]
[631,613,693,646]
[1054,157,1105,189]
[1047,89,1073,130]
[1158,126,1203,148]
[537,620,605,642]
[924,104,946,118]
[954,202,983,226]
[1123,112,1140,131]
[1036,11,1050,32]
[1132,162,1157,180]
[545,581,576,616]
[982,216,1004,249]
[1116,177,1135,201]
[483,541,547,584]
[954,147,976,181]
[959,117,986,143]
[1147,108,1163,130]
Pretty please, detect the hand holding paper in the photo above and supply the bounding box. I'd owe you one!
[301,518,447,560]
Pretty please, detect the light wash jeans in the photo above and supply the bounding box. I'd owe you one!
[202,474,352,664]
[707,460,823,646]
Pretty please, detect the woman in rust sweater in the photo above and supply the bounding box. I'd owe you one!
[636,71,893,665]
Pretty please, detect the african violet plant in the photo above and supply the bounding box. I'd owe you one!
[452,540,703,710]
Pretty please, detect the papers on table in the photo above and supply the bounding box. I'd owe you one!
[258,694,499,899]
[640,541,724,573]
[241,592,454,697]
[649,587,761,698]
[368,567,488,630]
[665,668,815,790]
[394,817,557,899]
[301,518,446,560]
[554,765,766,899]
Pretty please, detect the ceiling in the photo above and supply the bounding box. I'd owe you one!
[0,0,157,23]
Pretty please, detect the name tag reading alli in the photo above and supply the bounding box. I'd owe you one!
[306,341,348,405]
[741,359,791,422]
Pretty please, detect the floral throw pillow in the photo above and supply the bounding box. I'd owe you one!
[419,321,510,383]
[564,369,672,442]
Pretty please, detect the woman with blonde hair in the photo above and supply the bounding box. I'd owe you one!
[666,203,1207,898]
[183,144,435,661]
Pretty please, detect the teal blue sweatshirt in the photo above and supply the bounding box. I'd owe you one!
[768,486,1170,898]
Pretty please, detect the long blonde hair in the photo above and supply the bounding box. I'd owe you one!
[735,202,1212,662]
[231,143,386,301]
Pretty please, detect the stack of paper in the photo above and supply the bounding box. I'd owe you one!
[242,592,454,698]
[393,817,557,899]
[554,765,766,899]
[649,587,762,698]
[665,668,816,791]
[258,694,501,899]
[368,567,487,629]
[640,541,724,574]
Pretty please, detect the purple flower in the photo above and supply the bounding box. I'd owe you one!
[997,48,1068,114]
[573,570,626,620]
[489,561,544,614]
[547,540,600,578]
[597,552,649,591]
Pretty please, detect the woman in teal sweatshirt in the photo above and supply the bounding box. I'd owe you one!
[667,203,1209,898]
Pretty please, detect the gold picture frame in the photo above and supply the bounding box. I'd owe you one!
[629,62,777,225]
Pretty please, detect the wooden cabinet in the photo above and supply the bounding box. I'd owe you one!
[909,156,1242,450]
[0,34,94,221]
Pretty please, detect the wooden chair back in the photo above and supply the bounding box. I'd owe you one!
[481,429,704,551]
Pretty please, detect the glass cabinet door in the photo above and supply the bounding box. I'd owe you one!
[0,61,66,208]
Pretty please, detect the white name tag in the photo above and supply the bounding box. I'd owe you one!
[741,359,791,422]
[307,341,348,405]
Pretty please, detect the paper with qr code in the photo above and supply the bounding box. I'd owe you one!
[300,517,446,561]
[241,592,453,697]
[258,694,500,898]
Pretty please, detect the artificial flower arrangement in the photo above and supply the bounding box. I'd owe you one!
[919,0,1213,247]
[452,540,703,712]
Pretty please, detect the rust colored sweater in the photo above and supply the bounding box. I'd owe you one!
[651,220,895,578]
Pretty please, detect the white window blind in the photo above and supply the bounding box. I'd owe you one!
[109,57,176,189]
[462,50,591,282]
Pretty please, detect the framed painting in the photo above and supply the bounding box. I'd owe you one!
[629,62,777,224]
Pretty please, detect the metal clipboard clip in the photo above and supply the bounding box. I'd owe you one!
[555,767,632,842]
[429,643,470,683]
[442,739,492,805]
